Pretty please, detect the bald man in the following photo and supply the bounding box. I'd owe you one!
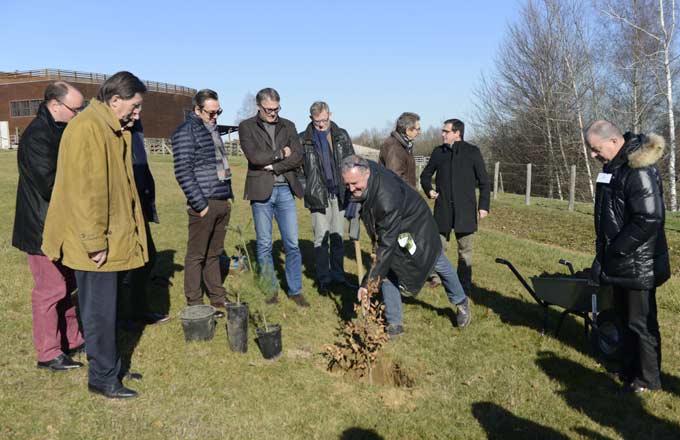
[586,120,670,393]
[12,82,86,371]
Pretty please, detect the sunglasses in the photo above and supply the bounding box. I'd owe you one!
[58,100,85,114]
[202,108,223,118]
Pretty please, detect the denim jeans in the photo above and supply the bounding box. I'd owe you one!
[381,251,466,326]
[251,186,302,296]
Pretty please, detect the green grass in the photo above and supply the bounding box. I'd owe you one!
[1,150,679,439]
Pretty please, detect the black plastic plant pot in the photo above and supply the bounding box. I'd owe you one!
[179,305,216,342]
[226,302,249,353]
[256,324,282,360]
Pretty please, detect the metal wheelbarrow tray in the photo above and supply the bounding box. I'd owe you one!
[496,258,622,360]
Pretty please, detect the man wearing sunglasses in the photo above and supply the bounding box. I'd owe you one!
[172,89,233,318]
[238,88,308,307]
[13,81,85,373]
[300,101,355,293]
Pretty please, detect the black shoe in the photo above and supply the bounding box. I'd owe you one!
[144,312,171,325]
[37,353,83,371]
[120,371,143,381]
[318,282,331,294]
[386,325,404,340]
[213,310,225,319]
[265,292,279,305]
[67,343,86,357]
[456,300,471,328]
[290,294,310,308]
[88,382,138,399]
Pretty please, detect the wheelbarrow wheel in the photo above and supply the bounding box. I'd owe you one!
[590,309,623,361]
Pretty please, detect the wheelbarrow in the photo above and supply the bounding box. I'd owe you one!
[495,258,623,361]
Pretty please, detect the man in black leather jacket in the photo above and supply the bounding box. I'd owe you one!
[12,82,86,371]
[301,101,355,292]
[341,155,470,339]
[587,120,670,393]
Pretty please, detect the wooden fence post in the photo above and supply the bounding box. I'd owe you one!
[493,161,500,200]
[568,165,576,211]
[525,163,532,206]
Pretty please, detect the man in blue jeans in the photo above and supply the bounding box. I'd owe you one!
[238,88,309,307]
[341,155,470,339]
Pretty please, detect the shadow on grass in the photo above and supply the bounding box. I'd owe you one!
[148,249,181,314]
[472,401,569,439]
[469,284,595,358]
[535,351,680,439]
[339,427,384,439]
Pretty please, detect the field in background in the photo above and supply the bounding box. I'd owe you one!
[1,151,679,439]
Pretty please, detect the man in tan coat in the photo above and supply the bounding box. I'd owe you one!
[42,71,148,399]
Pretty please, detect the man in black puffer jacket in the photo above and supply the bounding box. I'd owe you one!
[587,120,670,393]
[341,155,470,339]
[172,89,233,316]
[301,101,355,292]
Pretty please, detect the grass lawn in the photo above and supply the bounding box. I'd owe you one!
[1,150,679,439]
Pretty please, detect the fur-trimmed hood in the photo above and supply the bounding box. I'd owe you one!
[626,132,665,169]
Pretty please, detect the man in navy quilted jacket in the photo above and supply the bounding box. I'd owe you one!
[172,89,233,317]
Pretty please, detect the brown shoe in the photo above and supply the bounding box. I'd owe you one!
[265,292,279,305]
[289,294,310,308]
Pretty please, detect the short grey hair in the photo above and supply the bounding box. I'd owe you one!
[309,101,330,116]
[585,120,622,143]
[256,88,280,104]
[395,112,420,135]
[340,154,370,174]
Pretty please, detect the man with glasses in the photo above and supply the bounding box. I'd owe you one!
[42,72,149,399]
[238,88,308,307]
[420,119,490,294]
[300,102,355,293]
[341,155,470,339]
[379,112,421,188]
[172,89,233,317]
[13,81,85,373]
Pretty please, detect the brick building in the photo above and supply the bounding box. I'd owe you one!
[0,69,195,141]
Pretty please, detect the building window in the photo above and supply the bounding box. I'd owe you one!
[10,99,42,117]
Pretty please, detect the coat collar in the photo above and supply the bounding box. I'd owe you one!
[608,132,665,171]
[89,99,124,136]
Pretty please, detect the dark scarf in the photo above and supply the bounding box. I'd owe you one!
[391,130,413,154]
[313,128,338,195]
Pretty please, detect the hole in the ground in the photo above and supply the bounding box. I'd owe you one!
[330,356,415,388]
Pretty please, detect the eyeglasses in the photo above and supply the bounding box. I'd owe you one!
[409,126,422,132]
[201,108,223,118]
[58,100,85,114]
[311,117,330,125]
[442,129,453,134]
[260,105,281,115]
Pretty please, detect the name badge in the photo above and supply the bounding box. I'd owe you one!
[596,173,612,184]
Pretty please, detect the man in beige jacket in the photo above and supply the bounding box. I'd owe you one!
[43,71,148,399]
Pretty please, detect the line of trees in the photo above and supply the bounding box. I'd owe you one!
[473,0,679,208]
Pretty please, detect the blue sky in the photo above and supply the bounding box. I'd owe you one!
[2,0,521,136]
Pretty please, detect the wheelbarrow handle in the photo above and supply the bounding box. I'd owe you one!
[558,259,576,275]
[495,258,545,307]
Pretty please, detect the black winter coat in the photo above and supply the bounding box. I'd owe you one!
[592,132,670,290]
[12,103,66,255]
[301,121,355,210]
[358,161,442,295]
[171,112,233,212]
[420,141,491,237]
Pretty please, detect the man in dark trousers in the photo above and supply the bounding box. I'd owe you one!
[12,81,85,371]
[301,101,355,292]
[587,120,670,393]
[119,119,169,326]
[172,89,233,318]
[42,71,149,399]
[342,155,470,339]
[238,88,309,307]
[420,119,490,294]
